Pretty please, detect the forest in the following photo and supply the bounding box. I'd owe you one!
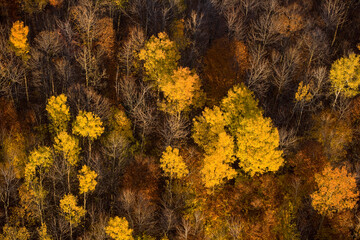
[0,0,360,239]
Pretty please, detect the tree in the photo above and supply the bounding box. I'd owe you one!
[160,146,188,180]
[46,94,71,134]
[37,223,52,240]
[160,67,203,114]
[221,84,284,176]
[138,32,180,87]
[9,21,30,60]
[53,131,81,191]
[234,114,283,176]
[201,132,236,190]
[72,110,104,161]
[105,216,134,240]
[77,165,98,209]
[24,146,53,224]
[72,110,104,141]
[329,53,360,105]
[59,194,86,240]
[20,0,48,13]
[311,166,358,217]
[0,224,30,240]
[192,106,227,153]
[9,21,30,101]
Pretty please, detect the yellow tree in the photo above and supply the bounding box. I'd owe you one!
[53,131,81,192]
[9,21,30,60]
[46,94,71,134]
[330,53,360,105]
[60,194,86,240]
[138,32,180,86]
[192,107,237,189]
[192,106,227,153]
[72,110,104,161]
[0,224,30,240]
[24,146,53,224]
[234,115,284,176]
[221,84,284,176]
[105,216,134,240]
[160,146,188,180]
[77,165,97,210]
[201,132,236,190]
[311,166,358,218]
[37,223,52,240]
[160,67,203,114]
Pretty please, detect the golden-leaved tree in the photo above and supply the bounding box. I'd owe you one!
[24,146,53,224]
[160,146,188,180]
[221,84,283,176]
[192,106,236,189]
[330,53,360,105]
[311,166,358,217]
[160,67,203,114]
[192,84,283,189]
[105,216,134,240]
[59,194,86,240]
[46,94,71,134]
[139,32,203,115]
[54,131,81,192]
[77,165,97,209]
[72,110,104,161]
[139,32,180,86]
[9,20,30,60]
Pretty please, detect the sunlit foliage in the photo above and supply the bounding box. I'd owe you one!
[330,53,360,99]
[160,146,188,180]
[138,32,180,86]
[59,194,86,226]
[53,131,81,166]
[72,110,104,140]
[78,165,98,194]
[46,94,71,134]
[311,166,358,217]
[9,21,30,60]
[105,216,134,240]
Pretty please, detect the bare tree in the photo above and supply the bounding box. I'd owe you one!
[119,76,157,150]
[66,84,111,122]
[248,0,279,46]
[246,44,271,97]
[29,30,63,97]
[270,46,300,99]
[0,163,18,222]
[119,189,157,234]
[159,113,189,149]
[321,0,348,46]
[71,0,108,88]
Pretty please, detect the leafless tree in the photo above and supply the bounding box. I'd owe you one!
[117,26,145,99]
[321,0,348,46]
[119,189,157,234]
[119,76,157,149]
[127,0,175,36]
[159,113,189,149]
[0,163,18,222]
[66,84,111,122]
[300,28,331,69]
[29,30,63,97]
[270,46,300,99]
[71,0,108,88]
[248,0,279,46]
[246,44,271,97]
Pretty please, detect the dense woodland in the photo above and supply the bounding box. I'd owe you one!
[0,0,360,239]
